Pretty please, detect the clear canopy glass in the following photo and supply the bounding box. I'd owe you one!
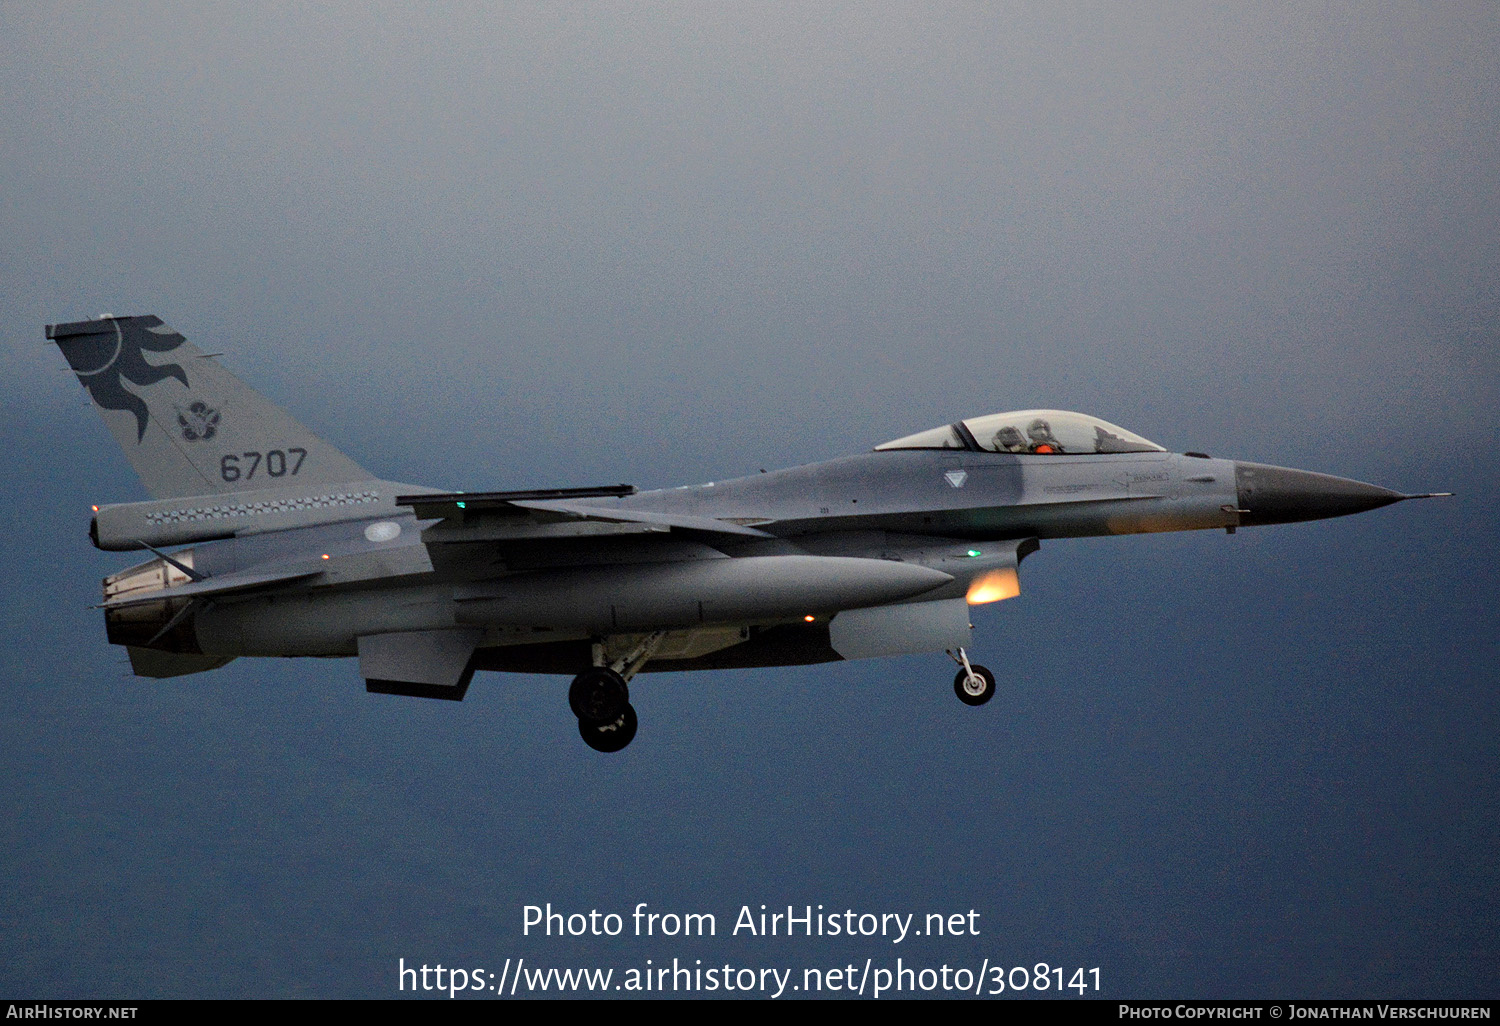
[877,410,1164,455]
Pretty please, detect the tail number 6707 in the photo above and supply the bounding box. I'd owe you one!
[220,448,307,482]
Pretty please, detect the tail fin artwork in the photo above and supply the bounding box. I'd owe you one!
[48,315,374,500]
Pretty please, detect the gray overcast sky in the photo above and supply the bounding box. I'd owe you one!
[2,2,1496,998]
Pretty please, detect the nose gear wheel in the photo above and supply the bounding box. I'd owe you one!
[953,665,996,705]
[947,647,995,706]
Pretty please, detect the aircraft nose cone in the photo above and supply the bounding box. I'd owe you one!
[1233,461,1407,526]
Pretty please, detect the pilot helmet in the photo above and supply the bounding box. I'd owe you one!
[994,425,1026,452]
[1027,418,1057,443]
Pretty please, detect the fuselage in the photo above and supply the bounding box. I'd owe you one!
[108,447,1253,669]
[612,448,1241,540]
[92,425,1413,675]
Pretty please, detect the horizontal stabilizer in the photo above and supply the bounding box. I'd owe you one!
[101,565,322,609]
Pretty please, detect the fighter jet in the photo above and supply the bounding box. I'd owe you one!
[49,314,1450,752]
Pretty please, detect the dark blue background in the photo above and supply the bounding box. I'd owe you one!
[2,4,1495,998]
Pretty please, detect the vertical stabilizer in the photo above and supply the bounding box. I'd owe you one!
[48,315,373,500]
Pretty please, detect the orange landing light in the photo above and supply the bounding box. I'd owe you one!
[967,568,1020,605]
[803,615,816,622]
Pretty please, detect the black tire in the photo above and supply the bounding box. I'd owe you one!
[568,668,630,724]
[953,665,996,706]
[579,703,638,753]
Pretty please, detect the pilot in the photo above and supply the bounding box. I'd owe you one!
[1027,418,1063,454]
[992,425,1027,453]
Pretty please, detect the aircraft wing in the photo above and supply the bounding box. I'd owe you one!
[397,488,774,540]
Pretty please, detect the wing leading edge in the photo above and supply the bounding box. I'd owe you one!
[397,489,775,539]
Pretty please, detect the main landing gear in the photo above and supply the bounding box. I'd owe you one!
[577,694,638,753]
[571,632,664,753]
[947,647,996,707]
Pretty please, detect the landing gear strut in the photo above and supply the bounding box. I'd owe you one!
[947,647,996,706]
[570,631,664,753]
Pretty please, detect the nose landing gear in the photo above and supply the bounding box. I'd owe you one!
[948,647,996,706]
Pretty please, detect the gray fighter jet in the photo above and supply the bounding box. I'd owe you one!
[50,315,1450,751]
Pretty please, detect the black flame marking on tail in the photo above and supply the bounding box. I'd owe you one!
[63,317,190,442]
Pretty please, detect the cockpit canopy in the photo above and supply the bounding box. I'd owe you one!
[876,409,1165,456]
